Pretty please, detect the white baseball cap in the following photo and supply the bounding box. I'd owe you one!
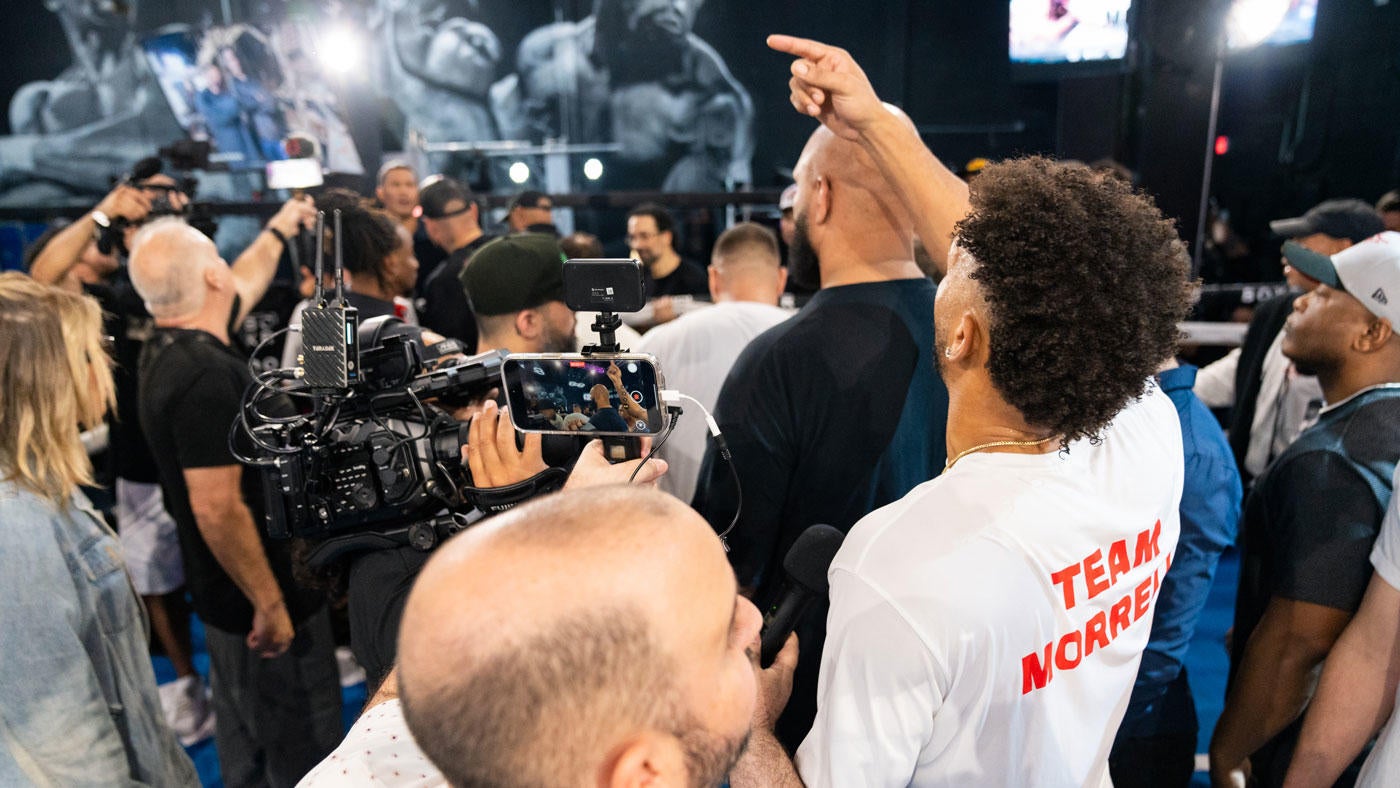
[1283,231,1400,327]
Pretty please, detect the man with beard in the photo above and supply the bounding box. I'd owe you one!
[399,486,760,788]
[692,106,949,750]
[462,234,578,355]
[1210,233,1400,788]
[627,202,708,298]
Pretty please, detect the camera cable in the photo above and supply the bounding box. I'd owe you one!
[661,391,743,551]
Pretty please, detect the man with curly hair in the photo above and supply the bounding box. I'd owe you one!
[731,36,1193,788]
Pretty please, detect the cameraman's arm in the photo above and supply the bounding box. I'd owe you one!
[229,196,317,326]
[185,465,293,655]
[29,186,151,285]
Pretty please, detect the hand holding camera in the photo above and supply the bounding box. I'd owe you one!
[93,184,154,226]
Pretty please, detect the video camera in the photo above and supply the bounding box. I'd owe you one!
[234,221,670,565]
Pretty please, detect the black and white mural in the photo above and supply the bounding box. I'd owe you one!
[0,0,756,206]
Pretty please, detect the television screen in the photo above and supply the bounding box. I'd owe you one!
[1227,0,1318,49]
[1010,0,1133,64]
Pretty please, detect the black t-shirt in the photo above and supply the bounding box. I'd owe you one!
[85,275,161,484]
[420,233,496,351]
[413,222,447,297]
[1229,387,1400,785]
[587,407,629,433]
[646,257,709,298]
[233,280,303,376]
[692,278,949,749]
[139,327,324,634]
[346,545,432,688]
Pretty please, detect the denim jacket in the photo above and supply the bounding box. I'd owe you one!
[0,480,198,786]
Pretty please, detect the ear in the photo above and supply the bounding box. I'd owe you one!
[1357,318,1394,353]
[516,308,541,340]
[203,264,224,291]
[774,265,789,300]
[943,310,982,366]
[707,266,721,301]
[603,731,687,788]
[811,175,832,227]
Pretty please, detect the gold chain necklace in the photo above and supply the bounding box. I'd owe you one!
[943,435,1059,472]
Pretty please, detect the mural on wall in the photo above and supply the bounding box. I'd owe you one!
[373,0,754,190]
[0,0,756,206]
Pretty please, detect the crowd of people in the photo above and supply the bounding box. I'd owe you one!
[3,30,1400,788]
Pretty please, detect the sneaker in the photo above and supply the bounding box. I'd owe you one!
[336,646,366,688]
[159,674,215,746]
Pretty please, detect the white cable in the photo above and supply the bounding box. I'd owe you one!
[661,388,721,437]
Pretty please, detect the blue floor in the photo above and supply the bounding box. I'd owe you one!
[158,550,1240,787]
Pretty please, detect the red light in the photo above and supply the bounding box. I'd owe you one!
[568,361,586,368]
[1214,135,1230,156]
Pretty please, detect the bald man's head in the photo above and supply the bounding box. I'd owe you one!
[788,104,917,288]
[398,486,759,788]
[128,218,223,320]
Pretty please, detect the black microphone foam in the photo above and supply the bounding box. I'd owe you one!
[759,523,844,668]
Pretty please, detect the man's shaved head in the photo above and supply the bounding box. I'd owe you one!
[788,104,919,288]
[398,486,759,788]
[128,218,222,319]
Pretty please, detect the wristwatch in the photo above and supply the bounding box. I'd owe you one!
[91,210,112,229]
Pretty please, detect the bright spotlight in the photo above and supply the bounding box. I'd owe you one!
[508,161,530,184]
[583,157,604,181]
[317,26,362,75]
[1227,0,1291,49]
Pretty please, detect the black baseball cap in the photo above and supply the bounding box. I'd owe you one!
[1269,199,1385,243]
[460,234,568,316]
[419,176,474,219]
[509,190,552,211]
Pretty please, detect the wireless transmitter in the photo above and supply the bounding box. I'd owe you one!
[298,209,361,389]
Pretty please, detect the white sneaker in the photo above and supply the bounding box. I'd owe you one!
[159,674,215,746]
[335,646,367,688]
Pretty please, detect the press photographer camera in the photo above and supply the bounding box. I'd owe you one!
[93,144,219,256]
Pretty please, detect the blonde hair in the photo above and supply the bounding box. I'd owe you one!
[0,273,116,505]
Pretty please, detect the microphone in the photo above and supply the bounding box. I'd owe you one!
[759,524,845,668]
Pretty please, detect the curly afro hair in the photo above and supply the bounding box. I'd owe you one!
[955,156,1193,448]
[317,188,400,289]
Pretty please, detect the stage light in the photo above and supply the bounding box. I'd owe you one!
[583,157,604,181]
[318,26,363,75]
[509,162,531,184]
[1214,135,1230,156]
[1227,0,1291,49]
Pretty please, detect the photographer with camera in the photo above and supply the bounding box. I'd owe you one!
[128,204,337,788]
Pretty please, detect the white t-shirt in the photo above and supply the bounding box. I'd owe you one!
[796,385,1184,788]
[633,300,792,504]
[1356,464,1400,788]
[298,698,445,787]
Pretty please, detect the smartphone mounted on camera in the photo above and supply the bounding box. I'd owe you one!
[500,354,665,438]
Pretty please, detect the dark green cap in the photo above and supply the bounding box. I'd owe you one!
[459,233,568,316]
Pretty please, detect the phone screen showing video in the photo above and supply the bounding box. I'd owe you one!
[502,356,663,436]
